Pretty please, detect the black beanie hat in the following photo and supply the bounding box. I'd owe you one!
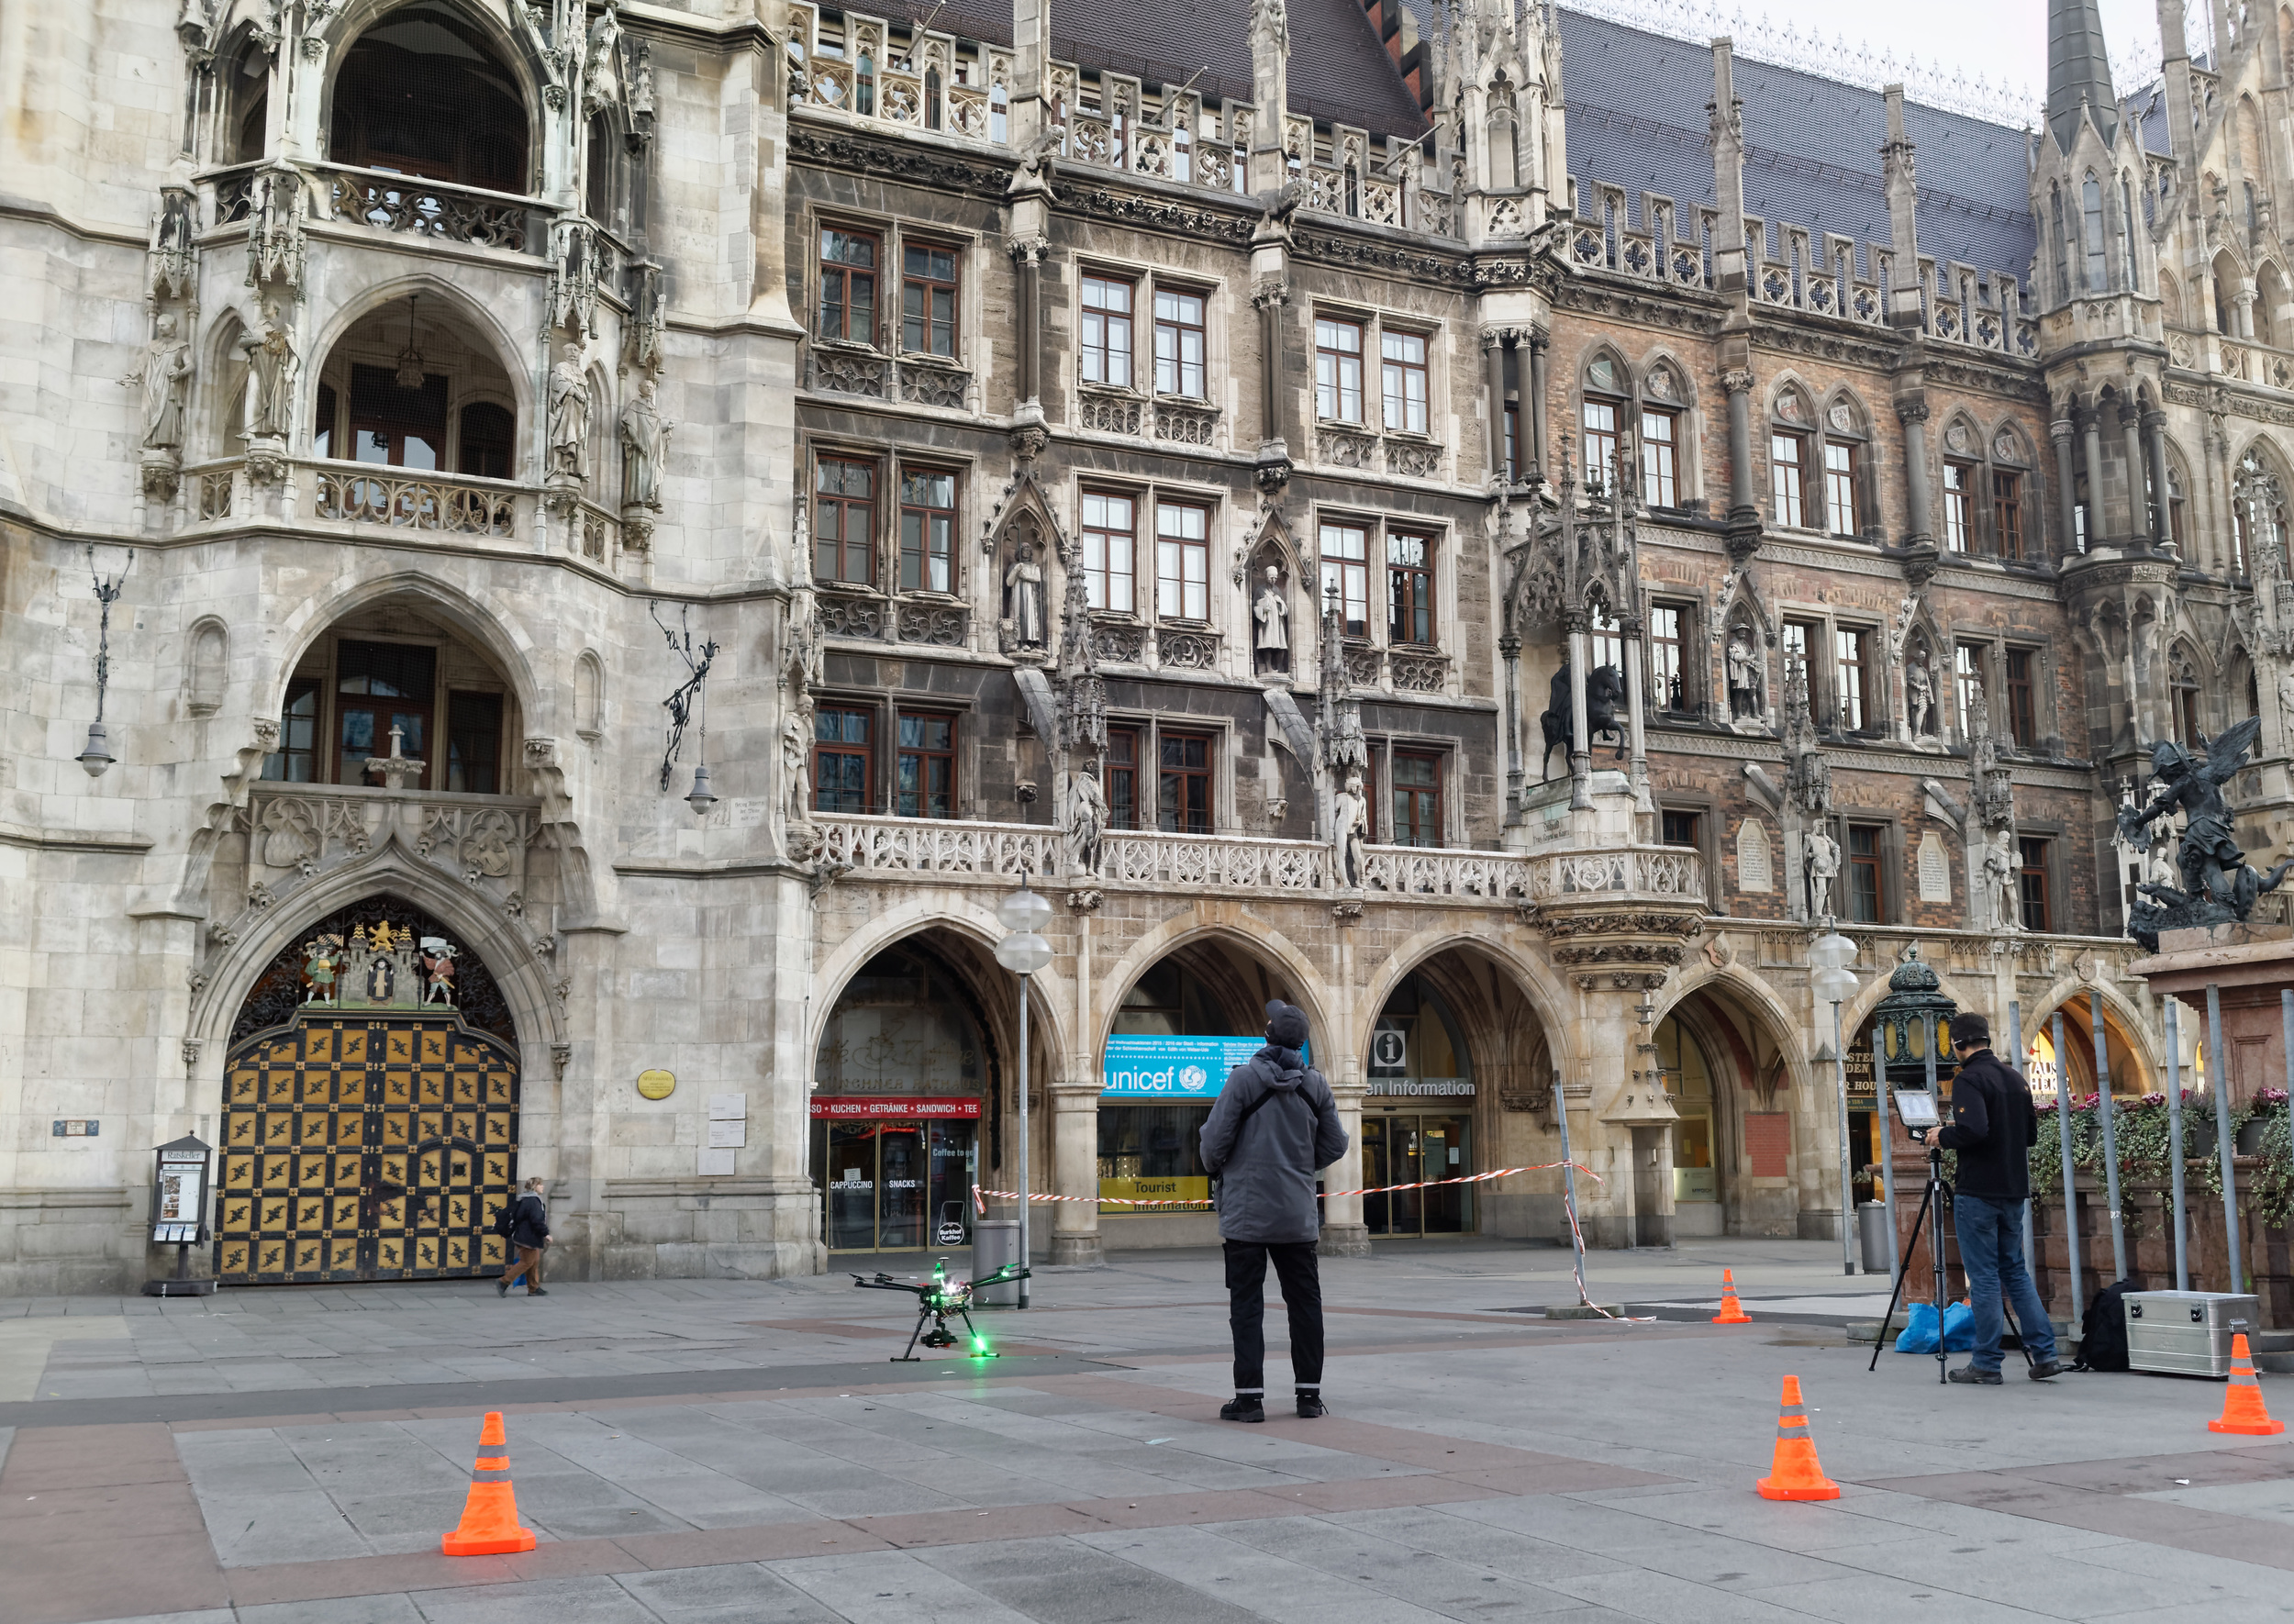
[1265,999,1309,1051]
[1948,1011,1991,1049]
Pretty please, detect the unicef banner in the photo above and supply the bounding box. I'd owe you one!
[1100,1036,1308,1100]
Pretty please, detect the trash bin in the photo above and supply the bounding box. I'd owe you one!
[972,1218,1021,1306]
[1857,1202,1891,1274]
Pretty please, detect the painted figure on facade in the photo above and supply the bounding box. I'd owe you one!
[302,940,337,1004]
[421,941,458,1004]
[1331,767,1367,887]
[1253,566,1290,673]
[1066,762,1108,877]
[619,375,668,509]
[1806,828,1840,921]
[137,313,192,452]
[241,300,296,439]
[2119,718,2294,945]
[1725,626,1763,720]
[1005,542,1046,648]
[548,340,592,482]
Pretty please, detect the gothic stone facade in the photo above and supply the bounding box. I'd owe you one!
[5,0,2255,1289]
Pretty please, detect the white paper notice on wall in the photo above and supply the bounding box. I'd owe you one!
[1918,829,1953,903]
[707,1118,747,1148]
[697,1147,736,1175]
[1735,818,1773,894]
[707,1093,747,1120]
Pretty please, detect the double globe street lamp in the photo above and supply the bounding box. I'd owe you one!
[993,876,1053,1309]
[1809,929,1862,1276]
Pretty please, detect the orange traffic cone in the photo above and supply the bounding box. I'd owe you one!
[2209,1335,2285,1437]
[1713,1269,1753,1324]
[1756,1375,1841,1501]
[441,1410,539,1555]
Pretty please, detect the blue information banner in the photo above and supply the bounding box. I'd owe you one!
[1100,1036,1309,1100]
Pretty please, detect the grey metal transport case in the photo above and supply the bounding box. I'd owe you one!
[2124,1291,2264,1378]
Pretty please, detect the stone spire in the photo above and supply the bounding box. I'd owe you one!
[1881,85,1921,328]
[2046,0,2119,152]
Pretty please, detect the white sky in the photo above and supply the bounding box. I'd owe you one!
[1610,0,2181,117]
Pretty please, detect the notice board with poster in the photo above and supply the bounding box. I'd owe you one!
[1097,1037,1313,1211]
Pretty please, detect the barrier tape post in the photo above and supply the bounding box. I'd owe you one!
[1553,1080,1590,1304]
[970,1161,1601,1214]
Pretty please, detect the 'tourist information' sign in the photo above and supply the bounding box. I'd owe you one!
[1100,1036,1310,1100]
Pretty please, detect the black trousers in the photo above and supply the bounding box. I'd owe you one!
[1225,1240,1324,1392]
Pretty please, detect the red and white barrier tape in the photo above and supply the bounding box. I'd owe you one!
[971,1162,1602,1216]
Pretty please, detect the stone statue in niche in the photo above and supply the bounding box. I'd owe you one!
[1724,625,1764,720]
[1331,767,1367,887]
[547,339,592,482]
[240,299,296,439]
[1906,651,1936,737]
[1066,762,1108,876]
[1253,565,1290,673]
[1004,541,1046,648]
[782,714,811,824]
[619,375,669,510]
[1985,826,2021,930]
[1805,828,1840,921]
[136,312,192,452]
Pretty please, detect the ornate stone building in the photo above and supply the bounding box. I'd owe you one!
[4,0,2274,1289]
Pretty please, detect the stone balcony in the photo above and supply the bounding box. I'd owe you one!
[811,815,1707,916]
[241,784,544,906]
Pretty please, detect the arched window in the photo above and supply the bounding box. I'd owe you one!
[924,65,942,131]
[988,79,1007,144]
[855,50,875,117]
[2050,184,2071,303]
[1769,385,1815,528]
[584,112,615,224]
[1173,112,1192,184]
[1819,395,1867,537]
[2167,465,2188,551]
[2119,172,2139,292]
[2082,175,2108,294]
[227,39,271,163]
[329,3,529,193]
[1579,354,1626,495]
[1640,363,1684,508]
[2171,650,2203,745]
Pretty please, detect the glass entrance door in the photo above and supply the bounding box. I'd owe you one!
[1362,1113,1472,1236]
[813,1118,976,1251]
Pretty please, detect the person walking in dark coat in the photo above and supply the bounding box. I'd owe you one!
[1937,1011,2059,1382]
[497,1176,551,1297]
[1199,1000,1349,1421]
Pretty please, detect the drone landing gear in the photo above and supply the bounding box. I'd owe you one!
[893,1303,990,1363]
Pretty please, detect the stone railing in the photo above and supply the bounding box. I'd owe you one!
[317,163,540,253]
[1527,846,1705,902]
[818,816,1061,878]
[313,466,518,538]
[805,343,974,410]
[189,459,240,521]
[1106,830,1332,890]
[1358,847,1531,897]
[243,785,542,899]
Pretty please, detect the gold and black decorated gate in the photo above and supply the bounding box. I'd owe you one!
[217,1013,519,1283]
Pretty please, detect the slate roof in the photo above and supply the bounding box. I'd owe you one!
[868,0,1430,138]
[1557,9,2037,280]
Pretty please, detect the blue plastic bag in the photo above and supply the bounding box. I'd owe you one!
[1895,1299,1977,1352]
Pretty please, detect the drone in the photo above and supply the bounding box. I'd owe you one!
[851,1257,1030,1362]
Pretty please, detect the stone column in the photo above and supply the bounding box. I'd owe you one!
[2081,407,2109,547]
[1011,239,1043,409]
[1527,329,1550,484]
[2144,407,2174,550]
[1253,276,1288,457]
[2051,414,2079,556]
[2237,285,2257,339]
[1049,1083,1103,1265]
[1721,368,1756,521]
[1484,329,1508,484]
[1566,611,1593,811]
[1897,399,1933,544]
[1500,630,1523,824]
[2120,396,2151,543]
[1321,918,1369,1257]
[1622,623,1651,812]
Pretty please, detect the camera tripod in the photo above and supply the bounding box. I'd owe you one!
[1867,1140,2036,1380]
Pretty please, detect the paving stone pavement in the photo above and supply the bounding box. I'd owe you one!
[2,1238,2290,1624]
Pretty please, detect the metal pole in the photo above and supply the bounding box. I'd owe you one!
[2010,1001,2033,1274]
[1875,1018,1900,1281]
[1921,1013,1943,1299]
[2053,1010,2083,1323]
[2166,997,2188,1293]
[2209,984,2244,1294]
[1553,1080,1586,1290]
[1833,999,1854,1275]
[2091,999,2126,1279]
[1016,968,1030,1308]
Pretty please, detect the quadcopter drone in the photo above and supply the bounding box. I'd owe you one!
[851,1257,1031,1362]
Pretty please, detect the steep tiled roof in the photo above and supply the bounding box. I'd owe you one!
[1558,9,2037,280]
[870,0,1429,138]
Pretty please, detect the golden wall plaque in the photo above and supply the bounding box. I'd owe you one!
[637,1069,675,1100]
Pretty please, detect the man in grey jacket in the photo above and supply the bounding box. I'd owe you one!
[1199,1000,1350,1422]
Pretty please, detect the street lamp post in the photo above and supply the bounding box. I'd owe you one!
[1810,929,1861,1276]
[994,873,1053,1308]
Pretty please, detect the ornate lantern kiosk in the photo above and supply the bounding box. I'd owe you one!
[1867,946,1957,1285]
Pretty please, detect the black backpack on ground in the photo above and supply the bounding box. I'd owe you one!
[2074,1280,2133,1372]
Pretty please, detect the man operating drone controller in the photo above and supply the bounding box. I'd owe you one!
[1934,1011,2061,1385]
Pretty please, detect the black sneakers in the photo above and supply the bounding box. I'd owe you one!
[2028,1359,2062,1381]
[1219,1394,1265,1423]
[496,1277,509,1298]
[1946,1364,2003,1385]
[1296,1392,1327,1418]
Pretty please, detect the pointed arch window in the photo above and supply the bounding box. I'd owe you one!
[855,50,876,117]
[2119,172,2139,292]
[2083,175,2108,294]
[2171,651,2203,745]
[1580,355,1624,495]
[2050,184,2071,303]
